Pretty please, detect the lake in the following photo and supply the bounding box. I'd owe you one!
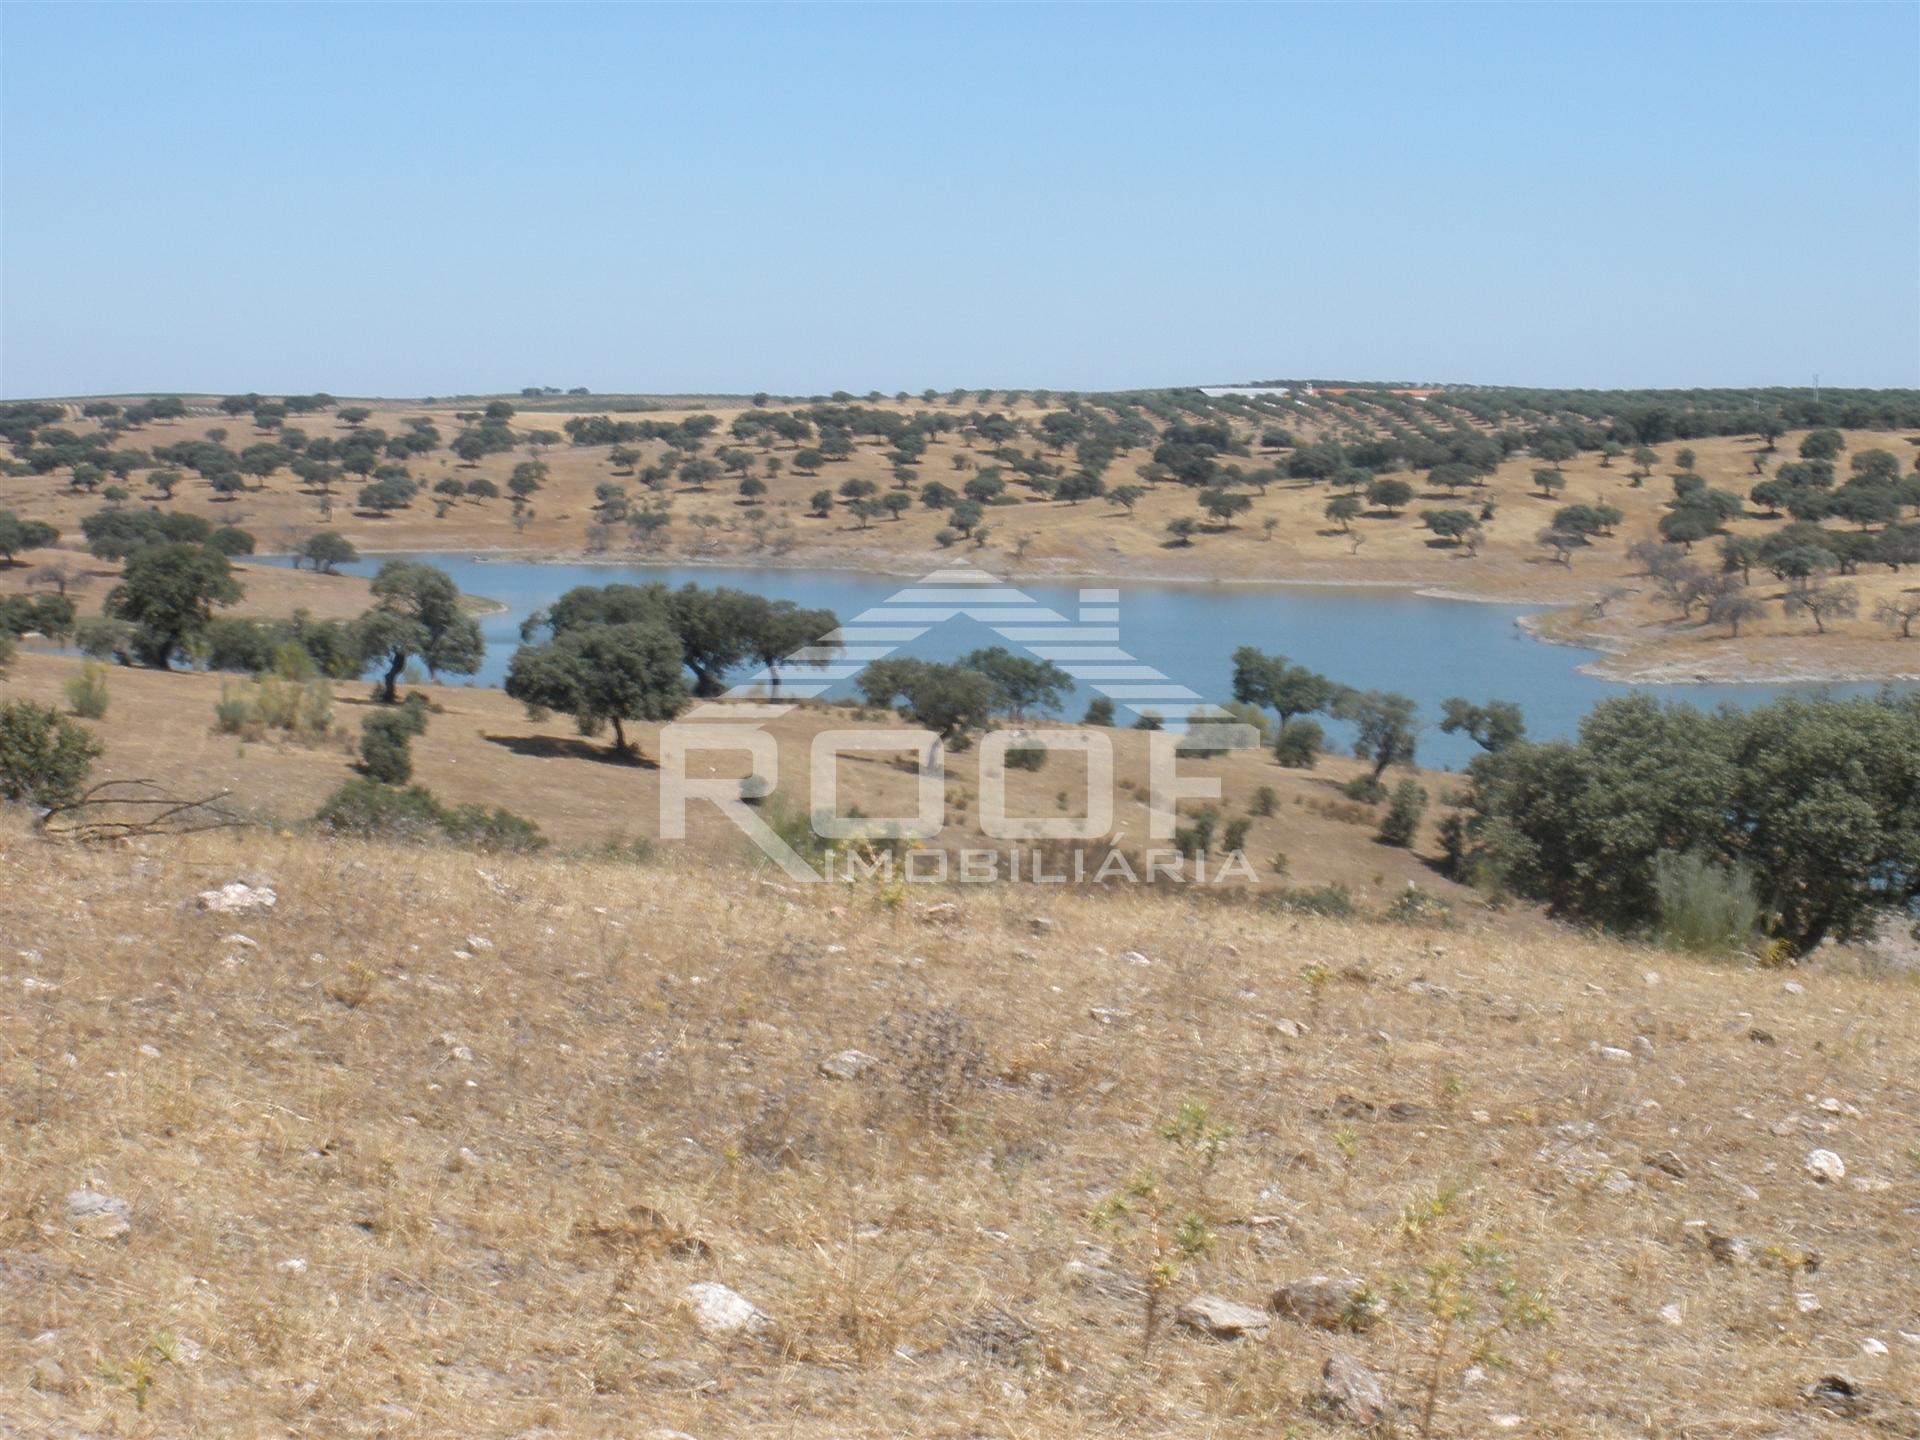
[257,554,1907,771]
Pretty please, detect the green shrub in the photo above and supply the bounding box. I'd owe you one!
[313,779,545,853]
[1652,849,1762,954]
[1249,785,1278,817]
[1264,883,1354,918]
[1376,779,1428,847]
[65,662,110,719]
[360,702,429,784]
[214,684,252,735]
[1083,696,1116,726]
[1384,885,1453,926]
[73,616,134,663]
[0,699,103,807]
[1223,817,1251,853]
[1342,773,1386,804]
[1273,718,1323,768]
[1004,744,1048,772]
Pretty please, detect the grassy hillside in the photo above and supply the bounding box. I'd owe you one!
[3,385,1918,681]
[0,648,1472,906]
[2,821,1916,1436]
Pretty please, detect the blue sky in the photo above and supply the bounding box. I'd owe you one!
[3,2,1916,398]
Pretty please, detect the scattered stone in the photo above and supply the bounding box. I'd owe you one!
[1658,1302,1684,1326]
[680,1282,771,1340]
[27,1356,66,1392]
[1644,1150,1687,1179]
[1595,1045,1633,1064]
[1317,1351,1386,1426]
[1270,1274,1382,1332]
[65,1188,131,1240]
[1782,980,1805,995]
[197,882,276,914]
[277,1257,309,1275]
[1796,1292,1822,1314]
[1862,1337,1889,1356]
[818,1049,880,1081]
[1175,1294,1271,1340]
[1027,917,1056,936]
[1118,949,1153,967]
[1804,1373,1873,1419]
[916,901,961,925]
[1747,1027,1776,1046]
[1806,1149,1846,1183]
[448,1147,482,1173]
[1266,1017,1308,1039]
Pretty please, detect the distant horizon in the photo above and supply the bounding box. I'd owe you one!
[3,4,1915,397]
[6,377,1917,406]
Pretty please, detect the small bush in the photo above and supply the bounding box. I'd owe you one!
[1376,779,1428,847]
[64,662,110,719]
[0,699,103,807]
[213,685,253,735]
[1652,848,1762,954]
[1223,816,1251,853]
[1273,718,1323,768]
[1004,744,1047,772]
[313,779,546,853]
[1249,785,1278,817]
[360,701,429,784]
[1264,883,1355,918]
[1384,885,1453,926]
[1083,696,1116,727]
[73,616,133,663]
[1342,773,1386,804]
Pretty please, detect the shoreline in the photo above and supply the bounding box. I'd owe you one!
[247,543,1920,690]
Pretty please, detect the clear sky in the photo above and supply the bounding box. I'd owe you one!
[3,2,1916,399]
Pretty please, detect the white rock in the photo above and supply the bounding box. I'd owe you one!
[1318,1350,1386,1425]
[1118,949,1153,967]
[681,1282,771,1340]
[197,882,276,914]
[818,1049,880,1081]
[1782,980,1805,995]
[1862,1337,1889,1356]
[65,1189,131,1240]
[1806,1149,1846,1182]
[1596,1045,1634,1064]
[1175,1294,1270,1339]
[1796,1292,1822,1314]
[277,1257,309,1275]
[1658,1302,1684,1326]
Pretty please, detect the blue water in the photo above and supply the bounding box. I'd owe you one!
[255,554,1908,771]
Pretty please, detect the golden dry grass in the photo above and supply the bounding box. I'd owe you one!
[2,819,1917,1437]
[5,399,1916,681]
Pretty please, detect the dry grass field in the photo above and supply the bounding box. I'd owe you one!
[4,394,1917,683]
[3,819,1918,1438]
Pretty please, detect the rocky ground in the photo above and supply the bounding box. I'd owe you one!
[2,821,1917,1438]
